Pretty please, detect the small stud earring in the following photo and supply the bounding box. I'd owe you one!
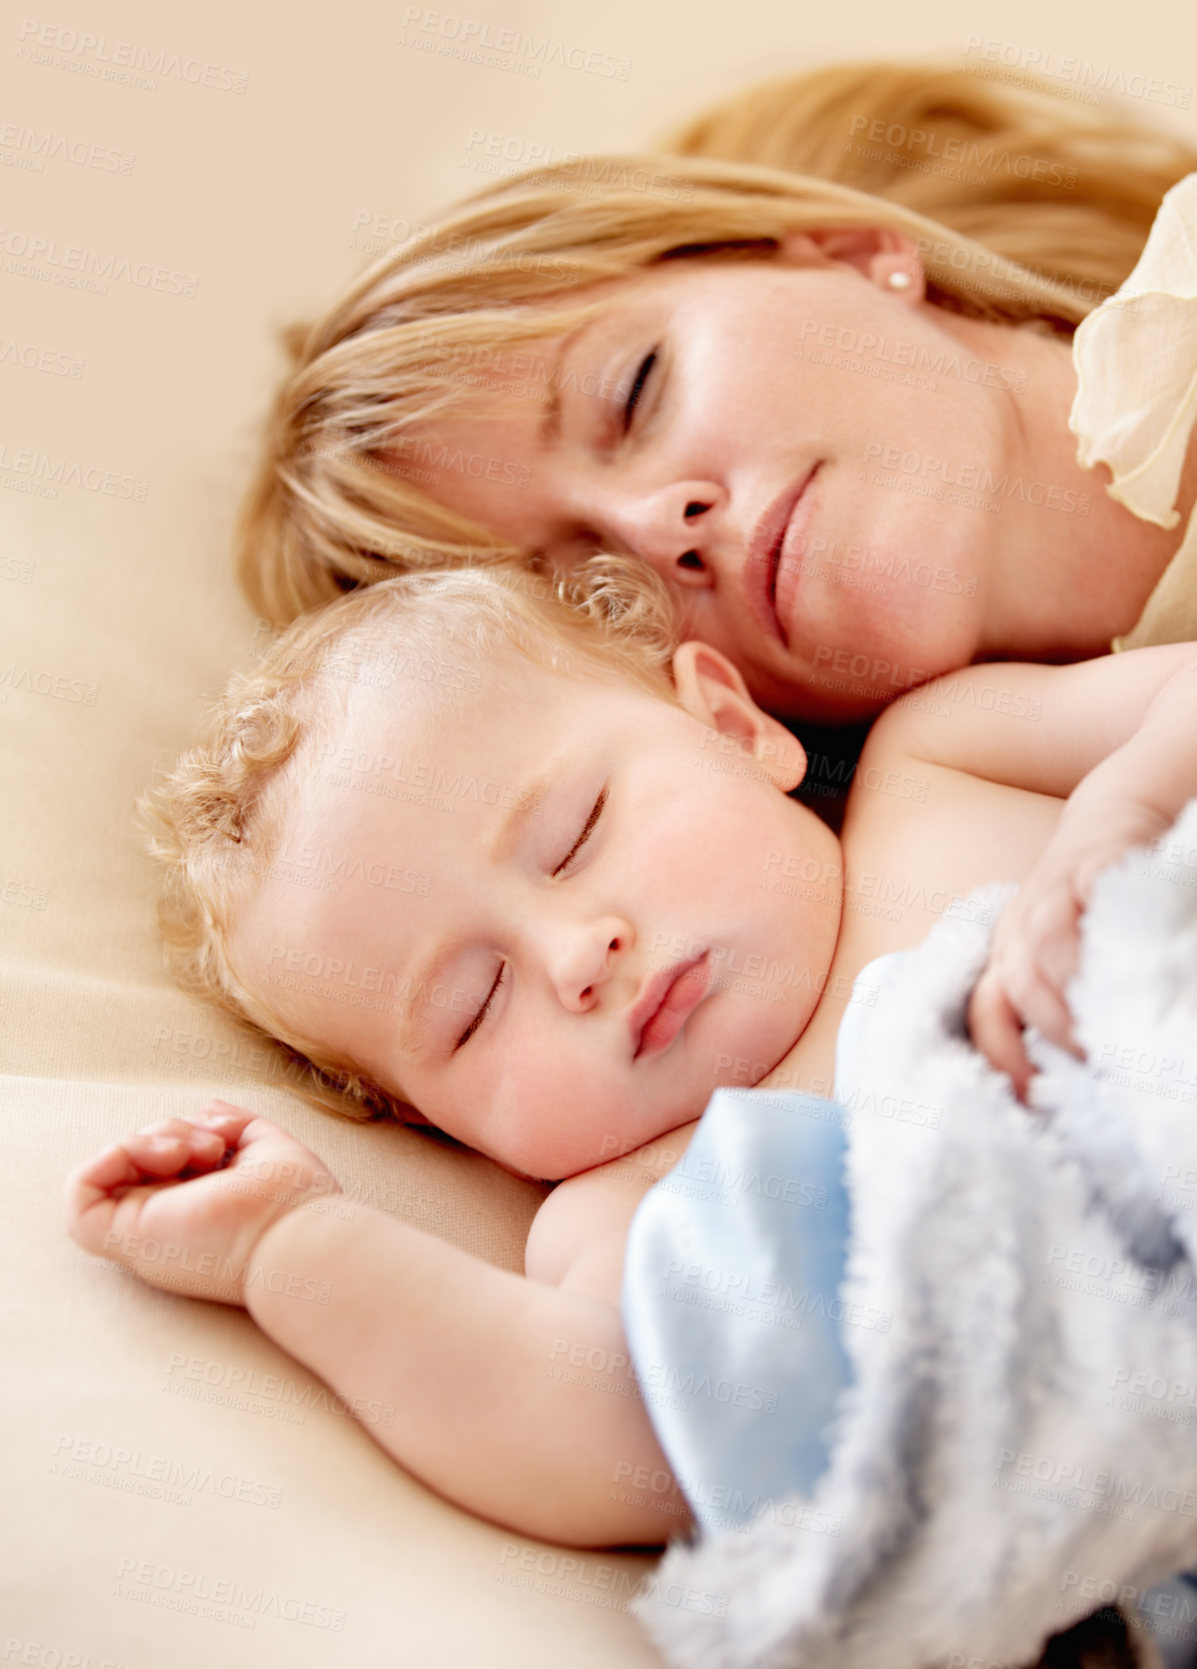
[887,270,913,291]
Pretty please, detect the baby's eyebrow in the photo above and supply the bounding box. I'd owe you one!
[397,944,461,1063]
[488,758,559,864]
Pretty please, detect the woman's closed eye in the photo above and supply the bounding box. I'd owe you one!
[622,351,657,433]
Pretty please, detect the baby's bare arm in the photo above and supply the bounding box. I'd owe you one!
[878,646,1197,1087]
[65,1107,686,1549]
[885,644,1197,803]
[245,1197,684,1547]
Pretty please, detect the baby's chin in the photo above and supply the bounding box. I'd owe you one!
[506,1105,697,1184]
[495,1024,809,1180]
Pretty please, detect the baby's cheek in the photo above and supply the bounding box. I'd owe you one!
[508,1043,630,1179]
[482,1037,575,1174]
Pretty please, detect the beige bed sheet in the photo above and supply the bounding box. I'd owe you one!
[0,464,663,1664]
[6,0,1197,1662]
[0,2,671,1659]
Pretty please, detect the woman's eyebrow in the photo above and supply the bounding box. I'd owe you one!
[539,376,563,447]
[536,317,603,447]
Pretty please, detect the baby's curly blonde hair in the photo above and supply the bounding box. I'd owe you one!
[140,560,676,1125]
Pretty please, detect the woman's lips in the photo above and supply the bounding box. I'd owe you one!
[742,464,821,647]
[773,462,822,639]
[631,952,712,1060]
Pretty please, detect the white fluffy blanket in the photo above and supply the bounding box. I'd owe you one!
[631,801,1197,1669]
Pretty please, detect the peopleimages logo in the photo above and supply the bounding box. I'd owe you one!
[0,121,135,174]
[0,335,85,377]
[846,114,1077,187]
[0,441,147,499]
[797,318,1028,392]
[397,7,632,79]
[15,20,249,92]
[113,1556,346,1629]
[0,228,198,298]
[862,440,1090,515]
[960,34,1192,108]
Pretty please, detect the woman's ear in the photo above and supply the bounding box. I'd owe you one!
[671,641,807,792]
[776,226,926,303]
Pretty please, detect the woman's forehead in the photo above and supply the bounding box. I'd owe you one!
[497,247,788,340]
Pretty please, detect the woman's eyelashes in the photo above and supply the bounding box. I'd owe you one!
[552,787,608,876]
[454,789,609,1050]
[622,350,658,433]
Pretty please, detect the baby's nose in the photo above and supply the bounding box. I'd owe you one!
[555,920,630,1011]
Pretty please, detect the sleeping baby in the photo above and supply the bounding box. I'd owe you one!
[63,565,1197,1563]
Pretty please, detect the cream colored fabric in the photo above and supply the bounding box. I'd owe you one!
[1070,171,1197,651]
[0,3,669,1659]
[7,3,1195,1659]
[0,527,661,1665]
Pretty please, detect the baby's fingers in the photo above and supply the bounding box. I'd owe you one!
[968,973,1033,1102]
[1001,925,1080,1055]
[125,1122,229,1177]
[65,1120,226,1246]
[187,1100,261,1145]
[1009,969,1079,1056]
[1021,890,1082,1029]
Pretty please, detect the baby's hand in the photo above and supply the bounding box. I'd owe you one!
[64,1101,341,1306]
[967,801,1169,1099]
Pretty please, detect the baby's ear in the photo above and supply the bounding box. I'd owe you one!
[671,641,807,792]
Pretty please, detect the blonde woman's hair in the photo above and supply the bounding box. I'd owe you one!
[662,58,1196,295]
[140,561,675,1126]
[237,58,1197,627]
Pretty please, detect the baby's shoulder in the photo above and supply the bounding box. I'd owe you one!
[524,1125,698,1301]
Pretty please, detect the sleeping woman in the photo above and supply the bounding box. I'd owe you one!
[238,58,1197,730]
[220,58,1197,1666]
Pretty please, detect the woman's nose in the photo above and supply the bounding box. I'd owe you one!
[592,481,726,588]
[549,917,633,1013]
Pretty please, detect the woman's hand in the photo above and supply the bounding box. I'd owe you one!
[64,1100,341,1306]
[967,801,1170,1099]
